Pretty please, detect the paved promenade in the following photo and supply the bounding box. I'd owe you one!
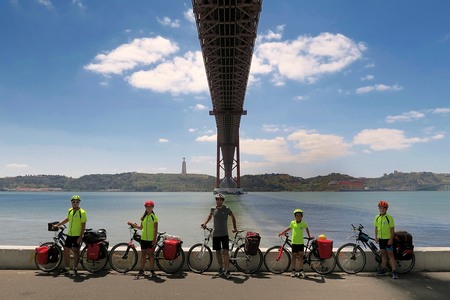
[1,270,449,300]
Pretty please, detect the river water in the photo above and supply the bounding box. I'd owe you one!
[1,191,448,248]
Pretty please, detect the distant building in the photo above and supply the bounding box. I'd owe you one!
[181,158,187,175]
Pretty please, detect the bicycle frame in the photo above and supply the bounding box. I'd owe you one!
[350,224,381,262]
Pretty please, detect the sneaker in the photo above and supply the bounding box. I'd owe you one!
[291,270,296,277]
[224,270,231,279]
[298,271,306,279]
[150,270,156,277]
[58,268,69,274]
[377,268,388,276]
[69,269,75,276]
[137,269,145,277]
[217,268,225,276]
[392,271,399,279]
[72,268,78,276]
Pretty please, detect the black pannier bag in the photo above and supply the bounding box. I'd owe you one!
[83,228,107,244]
[394,231,414,260]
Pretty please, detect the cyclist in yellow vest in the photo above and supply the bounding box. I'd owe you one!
[374,200,398,279]
[279,208,314,278]
[128,200,158,277]
[53,195,87,275]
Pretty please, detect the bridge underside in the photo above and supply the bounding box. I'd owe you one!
[192,0,262,193]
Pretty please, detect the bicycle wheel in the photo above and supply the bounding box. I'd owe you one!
[155,247,185,274]
[109,242,138,273]
[308,250,337,275]
[35,242,63,272]
[336,243,366,274]
[187,243,213,273]
[264,246,291,274]
[232,244,263,274]
[80,243,109,273]
[390,254,415,274]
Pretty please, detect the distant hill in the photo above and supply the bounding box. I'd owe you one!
[1,171,450,192]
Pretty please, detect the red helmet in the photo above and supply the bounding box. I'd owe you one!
[144,200,155,207]
[378,200,389,208]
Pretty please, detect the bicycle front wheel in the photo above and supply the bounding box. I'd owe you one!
[336,243,366,274]
[232,244,263,274]
[187,243,213,273]
[391,253,415,274]
[35,242,63,272]
[308,250,337,275]
[80,243,109,273]
[109,242,138,273]
[264,246,291,274]
[155,247,185,274]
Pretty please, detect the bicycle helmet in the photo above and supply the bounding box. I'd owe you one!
[144,200,155,207]
[318,234,327,240]
[378,200,389,208]
[71,195,81,201]
[215,193,225,200]
[293,208,303,215]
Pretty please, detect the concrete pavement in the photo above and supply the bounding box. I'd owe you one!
[1,270,449,300]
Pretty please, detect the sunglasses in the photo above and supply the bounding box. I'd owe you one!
[72,201,80,203]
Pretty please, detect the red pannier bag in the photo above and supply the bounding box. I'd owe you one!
[35,245,49,265]
[87,242,101,260]
[317,239,333,259]
[163,239,180,260]
[245,232,261,256]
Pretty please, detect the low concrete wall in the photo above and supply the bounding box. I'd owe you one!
[1,246,449,272]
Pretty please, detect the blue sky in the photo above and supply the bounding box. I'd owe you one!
[1,0,450,179]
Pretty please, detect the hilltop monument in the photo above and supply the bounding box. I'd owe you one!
[181,157,187,175]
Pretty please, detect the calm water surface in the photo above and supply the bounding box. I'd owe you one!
[0,191,448,248]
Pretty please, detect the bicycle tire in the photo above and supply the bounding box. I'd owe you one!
[264,246,291,274]
[336,243,366,274]
[80,243,109,273]
[35,242,63,272]
[187,243,213,273]
[155,247,185,274]
[308,249,337,275]
[109,242,138,273]
[232,244,263,274]
[390,253,415,274]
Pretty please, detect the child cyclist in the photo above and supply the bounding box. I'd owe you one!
[127,200,158,277]
[279,208,314,278]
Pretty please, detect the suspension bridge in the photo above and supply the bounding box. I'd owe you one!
[192,0,262,193]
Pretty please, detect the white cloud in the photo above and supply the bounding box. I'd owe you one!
[385,111,425,123]
[193,104,208,111]
[84,37,179,75]
[196,134,216,142]
[157,16,180,28]
[37,0,54,10]
[184,8,195,24]
[188,128,197,133]
[355,84,403,94]
[240,130,351,164]
[353,128,429,150]
[72,0,85,10]
[159,138,169,143]
[252,32,366,85]
[287,130,352,162]
[257,25,285,42]
[361,74,374,81]
[431,108,450,114]
[262,124,280,133]
[126,51,208,95]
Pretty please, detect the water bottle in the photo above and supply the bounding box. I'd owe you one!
[369,241,377,252]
